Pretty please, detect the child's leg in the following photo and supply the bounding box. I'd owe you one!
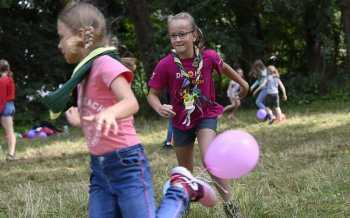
[255,89,267,109]
[196,119,242,217]
[265,107,274,119]
[275,107,283,120]
[197,128,231,201]
[173,127,197,171]
[89,155,121,218]
[158,166,217,217]
[234,98,241,110]
[163,119,173,148]
[165,119,173,143]
[223,97,236,113]
[175,146,194,171]
[274,95,284,121]
[1,116,16,156]
[157,185,189,217]
[89,145,157,218]
[231,98,241,119]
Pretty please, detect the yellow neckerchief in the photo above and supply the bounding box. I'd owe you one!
[49,46,117,119]
[72,46,116,76]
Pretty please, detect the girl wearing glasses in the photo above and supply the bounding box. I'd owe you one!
[147,12,249,217]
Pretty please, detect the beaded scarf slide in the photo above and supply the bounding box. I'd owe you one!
[171,47,204,126]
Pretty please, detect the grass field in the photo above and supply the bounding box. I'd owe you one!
[0,100,349,218]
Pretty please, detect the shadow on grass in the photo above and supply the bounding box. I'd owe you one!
[0,150,89,187]
[0,150,88,169]
[2,129,84,153]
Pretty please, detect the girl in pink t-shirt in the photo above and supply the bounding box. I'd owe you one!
[57,3,216,218]
[147,12,249,216]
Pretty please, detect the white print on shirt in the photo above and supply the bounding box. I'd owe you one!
[85,116,101,148]
[81,97,106,148]
[84,97,105,113]
[176,72,183,79]
[150,71,156,80]
[218,58,223,66]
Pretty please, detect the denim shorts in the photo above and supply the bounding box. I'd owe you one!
[173,118,217,147]
[265,94,280,108]
[0,101,15,117]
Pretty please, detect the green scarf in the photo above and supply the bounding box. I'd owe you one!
[42,47,119,119]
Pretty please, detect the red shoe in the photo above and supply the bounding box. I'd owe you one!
[170,166,217,207]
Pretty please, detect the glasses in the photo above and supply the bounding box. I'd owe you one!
[169,30,194,40]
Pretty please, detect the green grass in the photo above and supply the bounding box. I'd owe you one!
[0,100,349,218]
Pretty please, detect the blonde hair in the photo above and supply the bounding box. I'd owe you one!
[58,2,108,50]
[167,12,205,49]
[0,59,11,76]
[120,57,137,72]
[107,34,137,72]
[268,65,280,77]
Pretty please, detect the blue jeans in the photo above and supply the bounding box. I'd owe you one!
[255,89,267,109]
[89,144,189,218]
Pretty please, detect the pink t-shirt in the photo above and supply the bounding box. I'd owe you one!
[78,55,141,155]
[148,49,224,130]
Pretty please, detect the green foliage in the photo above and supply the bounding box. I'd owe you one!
[1,0,350,123]
[0,0,13,8]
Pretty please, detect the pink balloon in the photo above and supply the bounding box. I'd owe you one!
[256,109,267,121]
[205,130,259,179]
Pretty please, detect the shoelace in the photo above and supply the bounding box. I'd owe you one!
[223,201,241,218]
[170,174,203,201]
[194,167,230,195]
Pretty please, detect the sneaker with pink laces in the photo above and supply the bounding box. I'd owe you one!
[170,166,217,207]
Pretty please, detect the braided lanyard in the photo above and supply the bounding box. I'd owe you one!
[171,48,204,126]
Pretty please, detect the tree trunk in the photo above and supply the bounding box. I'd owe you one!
[303,1,325,76]
[125,0,156,78]
[230,0,264,74]
[340,0,350,69]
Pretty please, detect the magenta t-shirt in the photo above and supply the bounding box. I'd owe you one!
[78,55,141,155]
[148,49,224,130]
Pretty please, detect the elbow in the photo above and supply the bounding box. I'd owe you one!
[146,93,152,104]
[133,98,140,114]
[147,90,159,107]
[242,80,249,90]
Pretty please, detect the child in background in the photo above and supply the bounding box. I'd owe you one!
[147,12,249,217]
[0,59,16,161]
[163,118,173,149]
[162,91,173,149]
[223,68,244,120]
[250,59,268,110]
[51,3,216,217]
[265,65,287,123]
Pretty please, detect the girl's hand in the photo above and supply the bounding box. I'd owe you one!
[157,104,176,118]
[82,107,119,136]
[65,107,81,127]
[283,95,287,101]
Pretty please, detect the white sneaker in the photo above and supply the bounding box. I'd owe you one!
[170,166,217,207]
